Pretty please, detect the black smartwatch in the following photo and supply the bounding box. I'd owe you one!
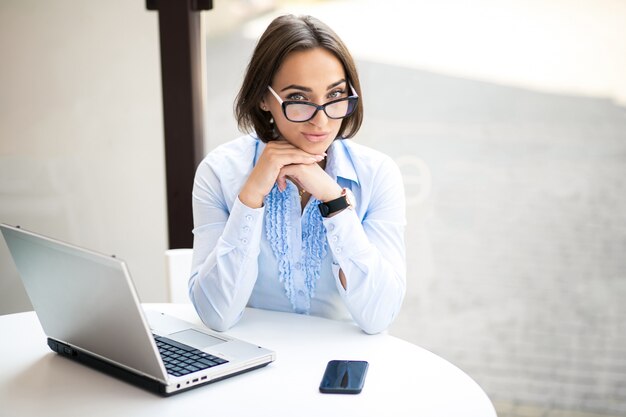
[318,188,355,218]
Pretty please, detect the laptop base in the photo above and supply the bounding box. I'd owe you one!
[48,338,271,396]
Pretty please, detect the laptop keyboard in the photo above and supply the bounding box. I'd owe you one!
[154,335,228,377]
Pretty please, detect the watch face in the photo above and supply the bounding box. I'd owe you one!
[319,203,330,217]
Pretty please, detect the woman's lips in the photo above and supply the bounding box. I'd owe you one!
[301,132,330,142]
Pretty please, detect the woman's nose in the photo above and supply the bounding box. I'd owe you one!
[308,107,329,127]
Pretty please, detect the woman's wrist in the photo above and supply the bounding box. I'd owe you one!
[239,186,265,209]
[319,184,343,203]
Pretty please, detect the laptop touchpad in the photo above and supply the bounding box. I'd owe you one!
[169,329,226,349]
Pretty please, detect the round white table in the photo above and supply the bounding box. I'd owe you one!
[0,304,496,417]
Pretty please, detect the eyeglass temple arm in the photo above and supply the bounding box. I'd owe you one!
[349,83,358,97]
[267,85,284,104]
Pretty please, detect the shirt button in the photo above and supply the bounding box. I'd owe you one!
[331,235,338,242]
[334,247,342,254]
[245,215,252,221]
[243,226,250,233]
[328,224,335,231]
[241,238,248,245]
[295,262,302,270]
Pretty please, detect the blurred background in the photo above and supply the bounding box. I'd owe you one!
[1,0,625,415]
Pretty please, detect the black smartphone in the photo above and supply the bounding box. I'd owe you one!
[319,360,369,394]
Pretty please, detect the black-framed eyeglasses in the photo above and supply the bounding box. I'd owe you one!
[267,84,359,123]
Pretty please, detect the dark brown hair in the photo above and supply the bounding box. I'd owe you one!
[235,15,363,142]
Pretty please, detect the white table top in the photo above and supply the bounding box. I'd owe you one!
[0,304,496,417]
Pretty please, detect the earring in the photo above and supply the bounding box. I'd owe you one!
[269,117,274,124]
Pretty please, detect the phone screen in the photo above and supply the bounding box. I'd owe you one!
[319,360,369,394]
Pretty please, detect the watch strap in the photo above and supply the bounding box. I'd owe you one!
[318,194,349,218]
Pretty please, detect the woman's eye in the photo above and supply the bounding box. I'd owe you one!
[328,89,346,99]
[287,93,307,101]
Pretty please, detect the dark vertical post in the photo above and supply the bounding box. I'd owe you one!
[147,0,212,249]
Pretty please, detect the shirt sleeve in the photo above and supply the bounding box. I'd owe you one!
[323,157,407,334]
[188,159,264,332]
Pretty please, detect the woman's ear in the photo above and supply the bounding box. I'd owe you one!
[260,101,268,111]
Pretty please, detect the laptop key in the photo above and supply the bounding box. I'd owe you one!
[190,361,210,370]
[197,358,216,367]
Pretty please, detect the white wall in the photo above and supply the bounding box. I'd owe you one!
[0,0,168,314]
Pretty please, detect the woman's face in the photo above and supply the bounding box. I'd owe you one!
[263,47,348,154]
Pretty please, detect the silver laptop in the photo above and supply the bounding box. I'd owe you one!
[1,224,276,396]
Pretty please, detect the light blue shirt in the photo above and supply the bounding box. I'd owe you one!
[189,135,406,334]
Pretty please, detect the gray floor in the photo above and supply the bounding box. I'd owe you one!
[205,31,626,417]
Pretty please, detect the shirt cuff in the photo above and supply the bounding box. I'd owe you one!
[220,197,264,255]
[322,208,370,262]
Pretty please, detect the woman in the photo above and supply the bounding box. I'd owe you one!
[189,15,406,334]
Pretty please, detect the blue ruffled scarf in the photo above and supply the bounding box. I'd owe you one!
[264,182,328,313]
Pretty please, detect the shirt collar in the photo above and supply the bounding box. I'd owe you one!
[326,139,359,185]
[253,137,265,166]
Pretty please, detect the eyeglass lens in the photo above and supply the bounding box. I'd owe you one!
[285,98,356,122]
